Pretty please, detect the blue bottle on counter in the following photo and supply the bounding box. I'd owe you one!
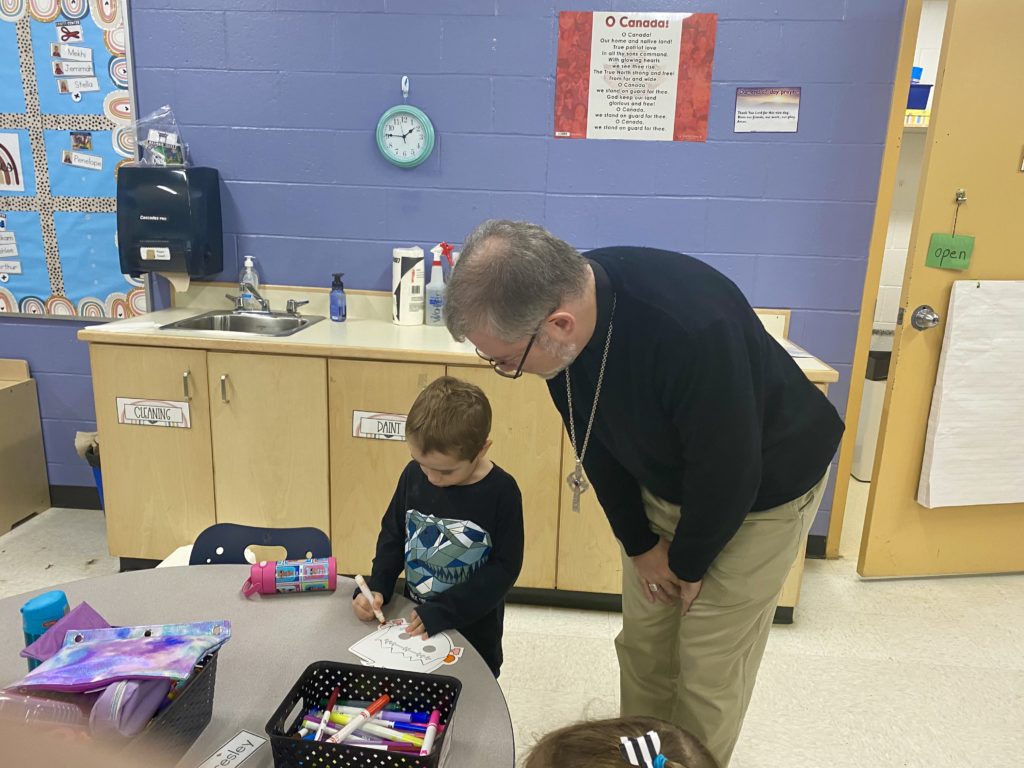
[330,273,347,322]
[21,590,69,670]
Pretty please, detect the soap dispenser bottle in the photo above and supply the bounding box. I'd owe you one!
[425,246,446,327]
[238,255,260,311]
[330,273,347,322]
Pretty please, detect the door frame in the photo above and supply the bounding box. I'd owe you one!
[825,0,924,557]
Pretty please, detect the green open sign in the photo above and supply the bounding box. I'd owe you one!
[925,233,974,271]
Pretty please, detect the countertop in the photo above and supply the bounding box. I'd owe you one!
[77,289,838,383]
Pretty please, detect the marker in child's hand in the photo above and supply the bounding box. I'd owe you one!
[355,574,386,624]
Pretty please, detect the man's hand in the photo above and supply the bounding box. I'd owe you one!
[352,591,384,622]
[678,578,702,616]
[406,609,430,640]
[631,539,685,605]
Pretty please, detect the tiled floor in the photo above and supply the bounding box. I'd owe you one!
[2,483,1022,767]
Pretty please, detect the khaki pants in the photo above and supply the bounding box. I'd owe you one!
[616,470,830,767]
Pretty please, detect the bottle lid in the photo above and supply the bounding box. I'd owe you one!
[332,272,345,289]
[244,255,254,268]
[21,590,69,632]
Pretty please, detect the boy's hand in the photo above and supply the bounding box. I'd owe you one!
[406,609,430,640]
[352,591,384,622]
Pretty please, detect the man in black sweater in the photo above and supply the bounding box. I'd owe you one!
[445,220,843,765]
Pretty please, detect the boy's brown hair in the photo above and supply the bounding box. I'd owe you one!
[405,376,492,461]
[524,716,718,768]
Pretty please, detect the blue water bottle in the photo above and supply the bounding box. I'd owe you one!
[21,590,69,670]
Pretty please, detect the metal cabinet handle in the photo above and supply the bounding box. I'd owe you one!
[182,370,191,401]
[220,374,230,403]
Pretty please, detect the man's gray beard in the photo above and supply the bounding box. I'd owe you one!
[534,336,579,380]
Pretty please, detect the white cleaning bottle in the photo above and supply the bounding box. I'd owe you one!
[426,245,446,326]
[238,255,260,311]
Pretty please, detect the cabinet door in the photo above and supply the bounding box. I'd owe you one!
[207,353,329,531]
[329,360,444,575]
[556,429,623,594]
[89,344,215,560]
[450,366,562,589]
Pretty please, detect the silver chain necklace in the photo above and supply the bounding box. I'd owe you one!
[565,294,616,513]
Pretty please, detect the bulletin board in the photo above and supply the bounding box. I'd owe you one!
[0,0,144,319]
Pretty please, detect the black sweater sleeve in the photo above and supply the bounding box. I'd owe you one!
[364,470,410,603]
[413,480,525,637]
[581,438,659,558]
[668,319,764,582]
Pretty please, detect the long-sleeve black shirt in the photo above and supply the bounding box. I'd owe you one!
[363,461,524,675]
[548,247,845,582]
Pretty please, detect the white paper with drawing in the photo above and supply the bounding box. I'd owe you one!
[349,619,463,673]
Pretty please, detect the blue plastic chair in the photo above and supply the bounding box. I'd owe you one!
[189,523,331,566]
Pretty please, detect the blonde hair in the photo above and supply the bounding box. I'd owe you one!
[524,717,719,768]
[405,376,492,461]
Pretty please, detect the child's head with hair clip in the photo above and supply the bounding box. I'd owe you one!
[524,716,719,768]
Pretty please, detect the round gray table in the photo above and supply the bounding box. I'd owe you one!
[0,565,514,767]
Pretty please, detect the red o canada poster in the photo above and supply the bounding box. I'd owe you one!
[554,12,717,142]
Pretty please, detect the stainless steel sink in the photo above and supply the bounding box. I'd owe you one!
[160,310,324,337]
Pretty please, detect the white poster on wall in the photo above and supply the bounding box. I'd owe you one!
[917,281,1024,508]
[734,87,801,133]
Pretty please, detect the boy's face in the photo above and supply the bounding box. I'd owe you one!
[408,440,487,487]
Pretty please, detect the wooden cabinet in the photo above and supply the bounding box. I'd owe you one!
[555,430,623,594]
[450,367,562,589]
[89,345,215,560]
[85,313,835,620]
[207,353,329,531]
[329,359,444,576]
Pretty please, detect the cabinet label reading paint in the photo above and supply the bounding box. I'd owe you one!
[352,410,407,441]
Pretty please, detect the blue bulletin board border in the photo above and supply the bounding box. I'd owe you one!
[0,0,144,319]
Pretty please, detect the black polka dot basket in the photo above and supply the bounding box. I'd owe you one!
[265,661,462,767]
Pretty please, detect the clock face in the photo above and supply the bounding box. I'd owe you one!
[376,106,435,168]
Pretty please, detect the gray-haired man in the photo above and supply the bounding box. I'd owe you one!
[446,220,843,765]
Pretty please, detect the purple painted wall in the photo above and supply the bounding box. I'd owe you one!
[0,0,904,535]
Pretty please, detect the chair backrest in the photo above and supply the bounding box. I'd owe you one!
[189,523,332,566]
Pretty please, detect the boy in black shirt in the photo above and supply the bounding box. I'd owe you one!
[351,376,524,676]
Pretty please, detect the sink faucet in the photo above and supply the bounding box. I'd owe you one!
[226,281,270,313]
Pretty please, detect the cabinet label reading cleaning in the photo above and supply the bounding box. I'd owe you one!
[352,410,407,441]
[116,397,191,428]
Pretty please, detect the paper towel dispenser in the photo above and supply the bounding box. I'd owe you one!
[117,165,223,279]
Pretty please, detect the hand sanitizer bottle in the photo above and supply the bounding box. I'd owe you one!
[425,246,446,326]
[238,255,260,311]
[330,273,347,322]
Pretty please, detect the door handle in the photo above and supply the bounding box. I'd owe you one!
[220,374,230,403]
[911,305,941,330]
[182,370,191,401]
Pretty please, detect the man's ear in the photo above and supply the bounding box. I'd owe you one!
[546,311,577,341]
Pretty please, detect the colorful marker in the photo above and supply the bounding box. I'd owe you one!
[354,574,386,624]
[334,703,417,724]
[314,687,340,742]
[338,699,427,721]
[310,709,441,736]
[326,693,390,744]
[419,709,441,756]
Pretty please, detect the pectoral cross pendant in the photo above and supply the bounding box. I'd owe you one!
[567,460,590,513]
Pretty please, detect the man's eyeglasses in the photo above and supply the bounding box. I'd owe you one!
[475,332,538,380]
